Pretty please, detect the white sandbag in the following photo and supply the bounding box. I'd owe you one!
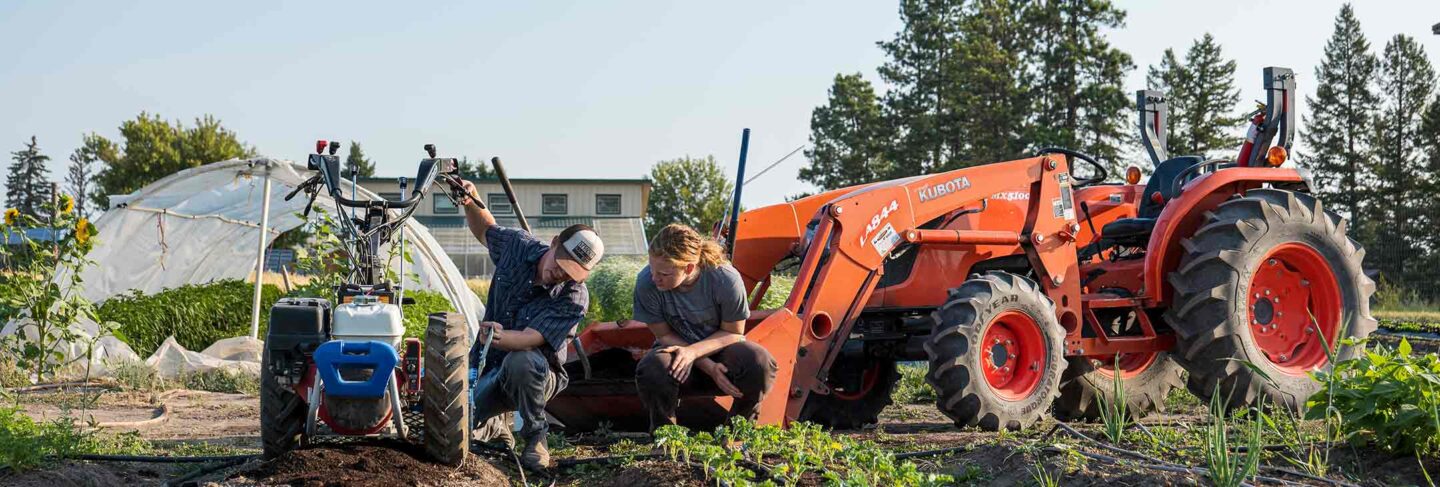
[146,336,259,379]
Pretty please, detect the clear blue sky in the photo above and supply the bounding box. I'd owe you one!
[2,1,1436,208]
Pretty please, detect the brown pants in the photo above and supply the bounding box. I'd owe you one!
[635,341,778,431]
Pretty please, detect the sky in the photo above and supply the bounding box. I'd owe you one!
[1,1,1437,209]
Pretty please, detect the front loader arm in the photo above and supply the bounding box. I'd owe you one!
[733,155,1082,424]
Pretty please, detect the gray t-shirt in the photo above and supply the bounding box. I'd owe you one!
[633,265,751,344]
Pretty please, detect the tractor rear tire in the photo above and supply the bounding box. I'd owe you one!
[423,312,471,466]
[925,272,1066,431]
[799,360,899,429]
[260,348,307,460]
[1167,189,1375,411]
[1054,352,1184,421]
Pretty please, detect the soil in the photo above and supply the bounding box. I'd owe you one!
[591,460,704,487]
[1,460,172,487]
[224,441,509,487]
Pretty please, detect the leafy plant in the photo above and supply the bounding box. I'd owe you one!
[1096,355,1129,444]
[1029,461,1060,487]
[654,417,952,487]
[109,359,162,392]
[893,362,935,404]
[0,196,108,382]
[97,280,283,356]
[1203,387,1263,487]
[1308,338,1440,455]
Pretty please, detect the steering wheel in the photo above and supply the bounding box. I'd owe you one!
[1038,147,1108,187]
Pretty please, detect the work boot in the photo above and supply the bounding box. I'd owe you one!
[472,412,515,451]
[519,427,551,471]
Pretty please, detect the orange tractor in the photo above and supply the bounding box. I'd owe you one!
[549,67,1375,431]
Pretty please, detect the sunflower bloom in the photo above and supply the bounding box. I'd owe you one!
[60,195,75,215]
[75,218,91,244]
[3,208,18,226]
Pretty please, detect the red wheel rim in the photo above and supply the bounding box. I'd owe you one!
[831,364,881,401]
[1093,351,1158,380]
[1247,242,1342,375]
[981,311,1047,401]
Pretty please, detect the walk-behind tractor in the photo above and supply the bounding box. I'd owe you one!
[551,66,1376,432]
[260,143,473,464]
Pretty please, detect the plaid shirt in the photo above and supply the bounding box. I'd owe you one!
[471,226,588,374]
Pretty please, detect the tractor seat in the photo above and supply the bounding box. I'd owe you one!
[1097,155,1202,245]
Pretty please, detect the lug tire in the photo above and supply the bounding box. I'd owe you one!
[799,360,900,429]
[1167,189,1375,411]
[925,272,1066,431]
[1054,352,1184,421]
[423,312,471,466]
[260,348,307,460]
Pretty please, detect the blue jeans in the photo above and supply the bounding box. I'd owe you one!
[470,349,566,438]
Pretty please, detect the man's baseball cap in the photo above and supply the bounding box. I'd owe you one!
[555,224,604,281]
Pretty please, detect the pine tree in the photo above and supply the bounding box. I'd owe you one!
[1300,4,1379,225]
[66,139,101,219]
[1368,34,1435,290]
[1025,0,1133,173]
[949,0,1031,167]
[801,73,892,190]
[1177,34,1242,157]
[345,141,376,178]
[877,0,969,176]
[6,136,55,219]
[1146,48,1189,154]
[1146,34,1242,158]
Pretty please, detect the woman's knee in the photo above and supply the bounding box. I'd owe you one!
[636,349,673,378]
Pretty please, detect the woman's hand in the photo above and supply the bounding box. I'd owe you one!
[696,360,743,398]
[659,345,697,382]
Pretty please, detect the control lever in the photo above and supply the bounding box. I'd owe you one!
[1078,201,1102,262]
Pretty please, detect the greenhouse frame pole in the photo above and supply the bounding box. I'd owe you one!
[249,163,273,339]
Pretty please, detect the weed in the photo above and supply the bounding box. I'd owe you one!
[1096,355,1129,444]
[1309,338,1440,455]
[180,368,258,395]
[110,359,162,392]
[1029,461,1060,487]
[1203,387,1262,487]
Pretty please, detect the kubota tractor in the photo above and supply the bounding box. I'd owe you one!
[550,66,1375,432]
[260,143,472,464]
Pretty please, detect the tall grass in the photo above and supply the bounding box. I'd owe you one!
[1097,356,1130,444]
[1204,387,1263,487]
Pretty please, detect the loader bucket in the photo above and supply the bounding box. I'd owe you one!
[548,308,802,432]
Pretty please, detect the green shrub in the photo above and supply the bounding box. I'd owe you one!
[893,362,934,404]
[0,406,93,472]
[98,280,284,357]
[110,359,162,392]
[584,256,647,324]
[1308,339,1440,455]
[401,291,456,338]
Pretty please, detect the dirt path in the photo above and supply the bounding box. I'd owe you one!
[19,388,262,450]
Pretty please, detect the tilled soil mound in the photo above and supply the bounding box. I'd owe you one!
[227,441,508,487]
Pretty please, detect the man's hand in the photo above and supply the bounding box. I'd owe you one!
[476,321,503,344]
[696,360,743,398]
[659,345,697,383]
[456,180,479,207]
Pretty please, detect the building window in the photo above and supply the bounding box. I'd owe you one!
[542,194,568,215]
[433,195,458,214]
[487,194,512,214]
[596,194,622,215]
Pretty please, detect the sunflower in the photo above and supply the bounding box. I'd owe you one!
[75,218,92,244]
[60,195,75,215]
[3,208,18,226]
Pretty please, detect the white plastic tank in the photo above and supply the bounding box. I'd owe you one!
[331,296,405,348]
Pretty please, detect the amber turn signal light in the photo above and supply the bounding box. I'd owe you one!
[1125,166,1142,185]
[1266,146,1288,166]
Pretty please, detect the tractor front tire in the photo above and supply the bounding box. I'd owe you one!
[1054,351,1184,421]
[926,272,1066,431]
[1167,189,1375,411]
[260,348,307,460]
[423,312,471,466]
[799,360,899,429]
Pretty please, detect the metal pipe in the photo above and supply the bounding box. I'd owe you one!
[490,157,531,233]
[249,163,273,339]
[726,128,750,255]
[903,229,1023,246]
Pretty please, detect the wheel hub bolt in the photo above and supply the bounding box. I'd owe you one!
[1268,259,1278,266]
[1265,289,1272,296]
[1278,354,1288,362]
